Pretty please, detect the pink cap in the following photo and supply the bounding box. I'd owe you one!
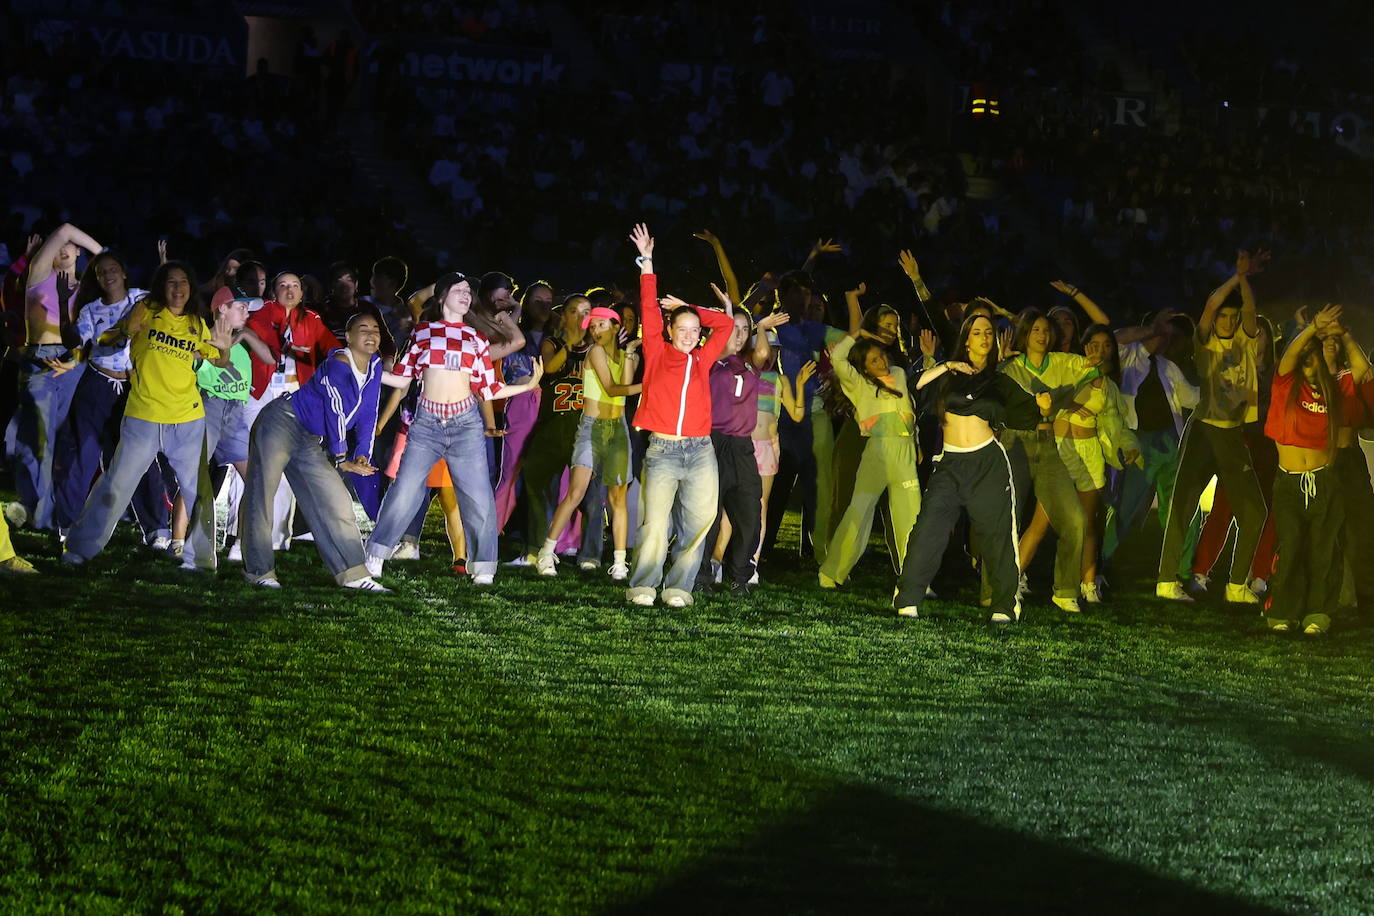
[211,286,235,311]
[581,306,622,330]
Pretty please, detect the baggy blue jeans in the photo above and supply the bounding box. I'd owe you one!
[368,404,497,577]
[627,435,718,604]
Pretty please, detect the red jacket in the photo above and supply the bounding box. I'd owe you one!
[634,273,734,437]
[246,300,342,398]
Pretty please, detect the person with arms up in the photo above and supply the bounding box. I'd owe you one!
[1156,251,1269,603]
[625,223,735,607]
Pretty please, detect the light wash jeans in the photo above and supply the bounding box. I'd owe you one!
[368,404,497,576]
[66,415,209,566]
[242,398,369,585]
[4,346,86,530]
[627,435,718,604]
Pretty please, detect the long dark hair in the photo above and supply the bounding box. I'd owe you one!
[1292,339,1343,454]
[144,260,208,326]
[847,338,905,399]
[935,314,1001,420]
[859,303,908,368]
[467,271,515,345]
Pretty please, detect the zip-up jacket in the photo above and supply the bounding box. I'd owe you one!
[289,349,382,462]
[246,300,342,398]
[634,272,734,436]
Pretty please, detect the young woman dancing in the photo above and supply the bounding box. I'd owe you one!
[365,272,542,584]
[243,312,388,590]
[818,310,921,589]
[894,315,1051,623]
[62,261,234,567]
[625,223,735,607]
[536,306,642,580]
[1262,305,1353,634]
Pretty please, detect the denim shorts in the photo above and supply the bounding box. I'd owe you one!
[570,414,630,486]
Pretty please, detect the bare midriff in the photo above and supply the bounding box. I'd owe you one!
[1277,443,1329,473]
[419,366,474,403]
[943,413,996,449]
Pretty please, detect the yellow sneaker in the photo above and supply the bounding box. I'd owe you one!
[0,555,37,575]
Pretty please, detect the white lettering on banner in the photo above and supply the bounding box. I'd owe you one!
[90,25,237,66]
[403,50,565,86]
[1113,96,1148,127]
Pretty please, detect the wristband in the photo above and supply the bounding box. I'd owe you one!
[332,454,347,467]
[635,256,652,267]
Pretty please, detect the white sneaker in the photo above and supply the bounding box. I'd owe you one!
[1225,582,1260,604]
[896,605,920,618]
[227,541,243,562]
[578,559,599,571]
[1080,581,1102,603]
[665,595,688,608]
[1156,581,1193,601]
[294,531,315,542]
[392,541,420,560]
[1250,577,1268,595]
[748,569,759,586]
[178,559,205,572]
[608,562,629,581]
[149,536,173,553]
[818,571,837,589]
[1017,573,1029,598]
[365,554,384,578]
[170,539,185,558]
[247,574,281,588]
[711,560,722,584]
[1052,595,1082,613]
[3,501,28,528]
[342,576,391,593]
[536,552,558,576]
[1189,572,1210,593]
[504,554,535,566]
[629,591,655,606]
[472,573,494,585]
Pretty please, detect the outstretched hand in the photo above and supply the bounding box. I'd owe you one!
[157,238,169,265]
[898,249,920,279]
[339,458,377,476]
[1313,304,1343,335]
[997,326,1017,356]
[756,311,790,332]
[709,282,732,310]
[1049,280,1079,296]
[847,282,867,298]
[796,359,817,385]
[660,293,691,308]
[629,223,654,259]
[919,328,938,357]
[693,229,720,246]
[811,237,843,257]
[946,361,975,375]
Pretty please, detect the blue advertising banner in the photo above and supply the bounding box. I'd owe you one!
[28,15,248,71]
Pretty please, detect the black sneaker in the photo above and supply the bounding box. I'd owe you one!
[724,580,753,597]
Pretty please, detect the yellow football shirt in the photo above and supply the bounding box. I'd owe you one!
[125,306,220,424]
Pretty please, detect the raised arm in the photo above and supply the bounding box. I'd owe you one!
[694,229,740,305]
[843,283,866,336]
[630,223,662,350]
[1236,250,1262,338]
[1342,325,1373,385]
[800,237,843,273]
[779,361,813,422]
[899,249,953,349]
[485,311,526,360]
[1279,304,1336,376]
[27,223,102,288]
[1050,280,1110,326]
[588,343,641,397]
[750,311,788,370]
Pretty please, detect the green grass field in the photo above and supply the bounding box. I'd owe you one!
[3,501,1372,914]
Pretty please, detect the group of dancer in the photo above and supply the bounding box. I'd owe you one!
[3,221,1371,634]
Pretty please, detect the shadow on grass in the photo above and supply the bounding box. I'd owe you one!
[616,783,1281,915]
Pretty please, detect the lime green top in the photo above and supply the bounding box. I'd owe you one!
[582,346,628,409]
